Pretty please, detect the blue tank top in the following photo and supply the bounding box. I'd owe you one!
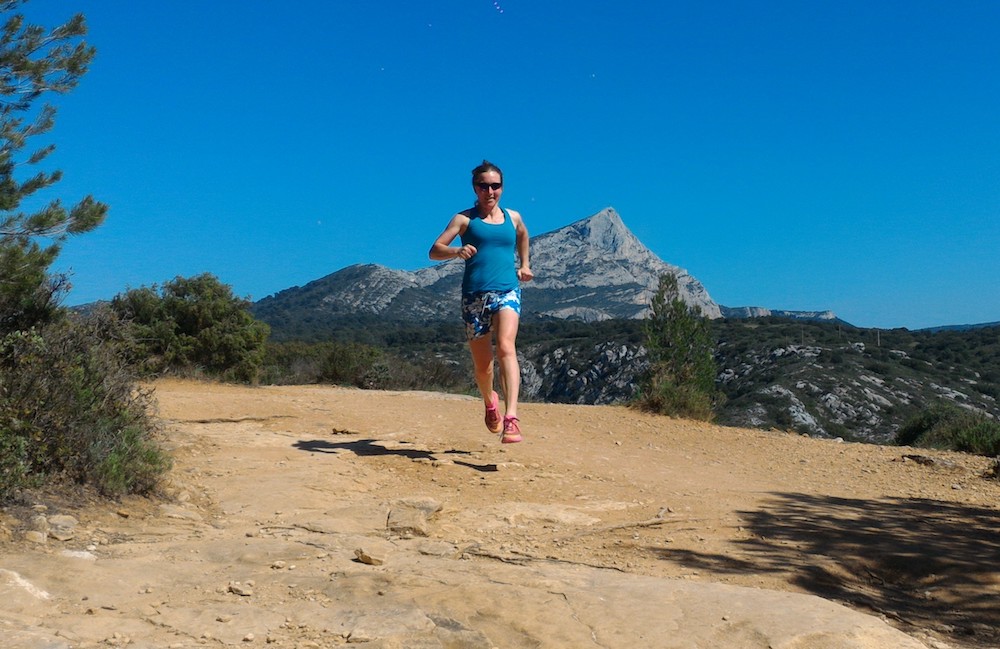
[461,207,518,294]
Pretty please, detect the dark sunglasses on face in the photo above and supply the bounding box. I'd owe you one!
[476,182,502,191]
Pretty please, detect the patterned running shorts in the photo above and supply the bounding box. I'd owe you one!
[461,287,521,340]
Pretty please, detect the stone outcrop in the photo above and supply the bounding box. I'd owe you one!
[521,341,647,404]
[721,305,840,321]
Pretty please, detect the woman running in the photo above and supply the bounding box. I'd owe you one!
[429,160,533,443]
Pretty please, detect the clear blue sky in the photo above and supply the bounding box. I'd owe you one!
[24,1,1000,330]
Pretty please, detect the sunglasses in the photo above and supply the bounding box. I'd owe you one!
[476,182,503,191]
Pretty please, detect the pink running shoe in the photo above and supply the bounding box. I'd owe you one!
[484,391,502,434]
[501,416,522,444]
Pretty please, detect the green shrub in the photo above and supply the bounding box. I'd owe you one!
[91,421,167,495]
[972,382,1000,400]
[261,340,471,394]
[111,274,270,383]
[634,274,718,420]
[818,349,844,364]
[896,404,1000,457]
[635,366,714,421]
[949,420,1000,457]
[390,354,469,393]
[0,309,170,500]
[864,361,892,376]
[261,341,329,384]
[0,434,33,500]
[321,342,386,388]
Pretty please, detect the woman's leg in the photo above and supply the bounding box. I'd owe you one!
[494,308,521,418]
[468,334,496,404]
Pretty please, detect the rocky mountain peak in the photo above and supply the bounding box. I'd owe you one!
[528,208,721,319]
[532,207,650,265]
[563,207,640,255]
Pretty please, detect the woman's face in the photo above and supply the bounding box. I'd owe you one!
[473,170,503,210]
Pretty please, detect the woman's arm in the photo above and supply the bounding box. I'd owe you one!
[510,209,533,282]
[429,213,476,261]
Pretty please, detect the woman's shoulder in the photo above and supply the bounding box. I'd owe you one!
[449,210,473,226]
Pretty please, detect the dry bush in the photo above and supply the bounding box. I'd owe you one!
[0,308,170,500]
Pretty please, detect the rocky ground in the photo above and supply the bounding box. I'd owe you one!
[1,378,999,648]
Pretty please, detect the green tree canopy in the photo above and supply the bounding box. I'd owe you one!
[636,273,719,420]
[0,0,106,333]
[112,274,271,383]
[0,3,171,502]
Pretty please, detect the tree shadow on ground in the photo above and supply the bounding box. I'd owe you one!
[294,438,498,472]
[652,492,1000,646]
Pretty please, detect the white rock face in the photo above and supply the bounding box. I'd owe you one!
[539,306,613,322]
[319,265,419,314]
[527,208,722,318]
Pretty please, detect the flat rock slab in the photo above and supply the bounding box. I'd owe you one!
[0,540,926,648]
[322,550,928,649]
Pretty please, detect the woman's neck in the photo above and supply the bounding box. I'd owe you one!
[476,203,500,219]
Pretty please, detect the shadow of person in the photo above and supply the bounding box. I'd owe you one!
[293,438,498,472]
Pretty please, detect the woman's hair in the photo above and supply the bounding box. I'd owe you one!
[471,160,503,185]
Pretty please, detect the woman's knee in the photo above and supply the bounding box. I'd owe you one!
[474,359,495,378]
[468,342,492,370]
[496,338,517,360]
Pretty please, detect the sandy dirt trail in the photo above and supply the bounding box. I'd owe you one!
[1,379,998,648]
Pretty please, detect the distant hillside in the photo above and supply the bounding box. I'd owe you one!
[304,315,1000,445]
[720,305,847,325]
[919,321,1000,333]
[708,319,1000,442]
[253,208,836,340]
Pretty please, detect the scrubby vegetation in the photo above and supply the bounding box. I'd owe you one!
[254,296,1000,450]
[103,273,473,393]
[261,339,469,393]
[258,315,651,397]
[0,309,169,500]
[710,318,1000,443]
[896,404,1000,457]
[110,273,271,383]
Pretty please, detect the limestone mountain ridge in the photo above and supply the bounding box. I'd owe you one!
[252,207,833,334]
